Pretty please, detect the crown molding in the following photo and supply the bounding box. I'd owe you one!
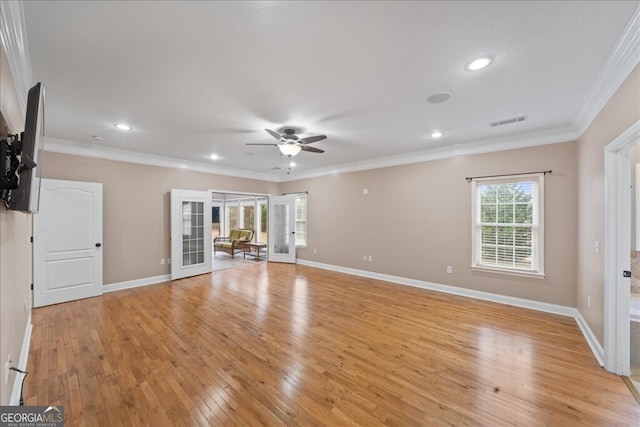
[44,137,282,183]
[46,128,578,185]
[282,128,578,182]
[0,0,32,114]
[575,6,640,136]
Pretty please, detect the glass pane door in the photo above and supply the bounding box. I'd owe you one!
[181,201,205,266]
[268,195,296,263]
[171,189,212,280]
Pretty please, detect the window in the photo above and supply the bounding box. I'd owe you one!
[257,197,268,243]
[295,194,307,247]
[214,193,267,242]
[226,204,238,232]
[471,174,544,278]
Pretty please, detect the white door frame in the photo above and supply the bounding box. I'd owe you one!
[604,120,640,375]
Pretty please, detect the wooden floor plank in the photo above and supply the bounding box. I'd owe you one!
[25,263,639,425]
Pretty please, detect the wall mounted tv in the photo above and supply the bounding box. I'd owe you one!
[0,82,45,213]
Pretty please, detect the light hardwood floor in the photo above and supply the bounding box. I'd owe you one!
[25,263,639,426]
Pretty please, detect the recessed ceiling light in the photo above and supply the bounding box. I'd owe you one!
[114,123,131,131]
[429,131,444,138]
[466,57,492,71]
[289,161,296,167]
[210,154,219,160]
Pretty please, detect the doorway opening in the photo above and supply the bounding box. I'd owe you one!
[211,191,269,271]
[604,121,640,392]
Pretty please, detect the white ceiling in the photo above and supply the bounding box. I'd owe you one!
[21,1,639,181]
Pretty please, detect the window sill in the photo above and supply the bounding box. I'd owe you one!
[471,265,546,279]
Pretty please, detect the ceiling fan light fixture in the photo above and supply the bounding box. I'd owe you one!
[279,144,302,157]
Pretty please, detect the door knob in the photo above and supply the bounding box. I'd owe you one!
[95,243,102,248]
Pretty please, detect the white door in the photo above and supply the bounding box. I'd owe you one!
[171,189,212,280]
[268,195,296,263]
[33,179,103,307]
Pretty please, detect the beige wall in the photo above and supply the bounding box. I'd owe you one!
[577,65,640,344]
[41,153,279,284]
[0,45,31,405]
[281,141,578,306]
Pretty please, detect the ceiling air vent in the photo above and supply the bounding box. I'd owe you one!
[489,115,527,127]
[270,166,282,170]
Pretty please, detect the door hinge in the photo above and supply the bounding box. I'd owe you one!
[623,270,632,278]
[30,284,33,290]
[30,236,33,243]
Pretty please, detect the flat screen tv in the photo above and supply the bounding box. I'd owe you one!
[9,82,45,213]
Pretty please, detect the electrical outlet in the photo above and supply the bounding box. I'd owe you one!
[446,266,453,274]
[313,248,317,254]
[363,188,369,195]
[167,258,171,264]
[23,300,28,312]
[588,296,591,308]
[160,258,165,265]
[362,255,367,261]
[594,240,600,254]
[368,255,373,262]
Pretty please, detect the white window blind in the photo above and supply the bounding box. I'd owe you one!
[471,174,544,277]
[295,194,307,247]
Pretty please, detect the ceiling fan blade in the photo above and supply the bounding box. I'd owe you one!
[265,129,282,141]
[245,143,278,146]
[300,145,325,153]
[298,135,327,144]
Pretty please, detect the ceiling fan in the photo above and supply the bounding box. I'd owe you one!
[246,128,327,157]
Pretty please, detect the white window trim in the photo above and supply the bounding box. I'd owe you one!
[294,193,307,248]
[470,173,545,278]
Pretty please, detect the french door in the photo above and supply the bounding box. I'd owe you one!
[268,195,296,263]
[170,189,212,280]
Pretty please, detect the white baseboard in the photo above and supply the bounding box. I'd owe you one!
[103,274,171,293]
[297,259,603,365]
[10,313,32,406]
[573,309,605,366]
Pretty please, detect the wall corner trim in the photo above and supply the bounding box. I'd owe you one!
[103,274,171,293]
[9,314,32,406]
[296,259,604,366]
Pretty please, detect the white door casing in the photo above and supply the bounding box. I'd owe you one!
[170,189,212,280]
[33,179,103,307]
[604,120,640,375]
[268,195,296,264]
